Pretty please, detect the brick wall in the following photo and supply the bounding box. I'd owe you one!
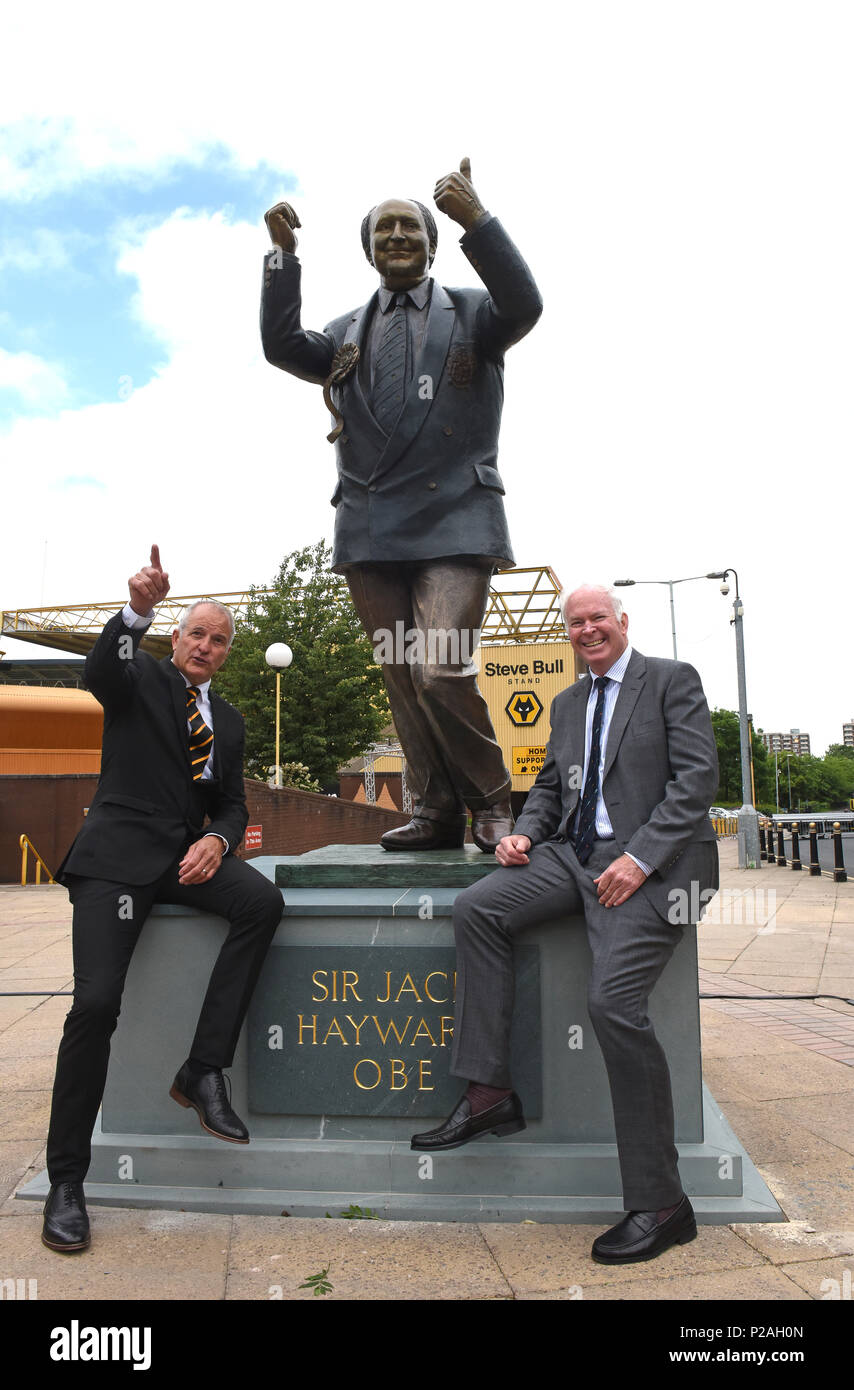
[2,775,411,883]
[239,780,410,859]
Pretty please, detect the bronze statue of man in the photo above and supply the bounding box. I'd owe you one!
[261,160,542,852]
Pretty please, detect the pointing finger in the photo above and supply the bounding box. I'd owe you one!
[460,156,471,182]
[150,544,161,570]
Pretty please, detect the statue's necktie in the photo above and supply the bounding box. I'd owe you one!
[373,293,408,434]
[186,686,213,781]
[574,677,610,865]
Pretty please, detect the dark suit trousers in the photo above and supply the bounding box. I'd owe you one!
[451,838,684,1210]
[347,560,511,816]
[47,854,282,1184]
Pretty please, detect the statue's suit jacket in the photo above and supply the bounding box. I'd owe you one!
[513,650,719,920]
[260,215,542,571]
[58,612,249,887]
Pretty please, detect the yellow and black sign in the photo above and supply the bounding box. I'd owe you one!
[505,690,544,727]
[512,745,547,776]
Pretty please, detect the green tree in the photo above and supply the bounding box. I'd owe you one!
[710,708,771,806]
[822,755,854,808]
[825,743,854,762]
[215,541,390,786]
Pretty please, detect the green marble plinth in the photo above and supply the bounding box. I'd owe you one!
[274,843,497,888]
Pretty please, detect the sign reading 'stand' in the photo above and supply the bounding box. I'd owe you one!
[249,945,541,1117]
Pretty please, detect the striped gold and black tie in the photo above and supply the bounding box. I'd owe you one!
[186,686,213,781]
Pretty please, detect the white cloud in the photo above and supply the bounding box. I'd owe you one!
[0,347,69,409]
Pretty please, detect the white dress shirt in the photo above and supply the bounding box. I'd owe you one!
[578,644,651,876]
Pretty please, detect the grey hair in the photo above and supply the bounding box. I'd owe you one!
[177,599,235,646]
[558,584,623,636]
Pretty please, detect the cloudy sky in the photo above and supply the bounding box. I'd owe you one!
[1,2,851,756]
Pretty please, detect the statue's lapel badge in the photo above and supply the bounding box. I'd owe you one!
[323,344,361,443]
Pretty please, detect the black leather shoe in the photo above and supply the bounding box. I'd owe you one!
[169,1063,249,1143]
[381,817,466,852]
[591,1195,697,1264]
[411,1091,525,1151]
[471,801,515,853]
[42,1182,90,1253]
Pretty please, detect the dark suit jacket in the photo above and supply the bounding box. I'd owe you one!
[59,612,249,886]
[514,650,719,920]
[260,215,542,571]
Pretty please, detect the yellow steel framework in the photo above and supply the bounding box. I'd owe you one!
[1,566,567,659]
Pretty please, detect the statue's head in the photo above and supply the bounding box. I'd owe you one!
[360,198,438,289]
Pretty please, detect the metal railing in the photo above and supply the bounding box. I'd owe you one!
[711,816,739,838]
[19,834,56,885]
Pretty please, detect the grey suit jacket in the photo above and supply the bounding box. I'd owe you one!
[514,650,719,921]
[260,215,542,571]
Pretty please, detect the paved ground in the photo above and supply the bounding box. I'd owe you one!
[1,839,852,1310]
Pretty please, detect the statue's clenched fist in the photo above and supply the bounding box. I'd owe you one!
[264,201,301,255]
[434,157,486,233]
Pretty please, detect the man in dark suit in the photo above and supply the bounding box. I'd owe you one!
[412,585,719,1265]
[42,547,283,1253]
[261,160,542,852]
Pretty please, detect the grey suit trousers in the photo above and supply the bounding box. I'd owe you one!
[451,837,685,1210]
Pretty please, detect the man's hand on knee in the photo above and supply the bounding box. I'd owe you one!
[594,854,648,908]
[495,834,532,867]
[178,835,225,886]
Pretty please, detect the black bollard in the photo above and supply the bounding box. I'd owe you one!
[809,822,821,876]
[790,822,802,870]
[776,825,786,866]
[832,822,848,884]
[759,819,767,861]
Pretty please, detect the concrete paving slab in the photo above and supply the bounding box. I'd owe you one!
[0,1090,52,1143]
[0,1208,231,1300]
[0,1140,45,1206]
[757,1094,854,1159]
[732,1221,854,1265]
[533,1265,813,1300]
[778,1255,854,1300]
[0,1054,60,1089]
[477,1220,764,1295]
[225,1215,512,1301]
[703,1054,854,1102]
[713,1100,850,1169]
[754,1161,854,1228]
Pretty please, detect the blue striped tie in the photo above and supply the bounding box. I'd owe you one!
[574,677,609,865]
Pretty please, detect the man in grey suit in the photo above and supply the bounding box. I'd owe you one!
[261,161,542,852]
[412,584,720,1264]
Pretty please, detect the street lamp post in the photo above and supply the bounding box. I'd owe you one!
[265,643,293,788]
[708,569,761,869]
[613,574,712,660]
[616,568,762,869]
